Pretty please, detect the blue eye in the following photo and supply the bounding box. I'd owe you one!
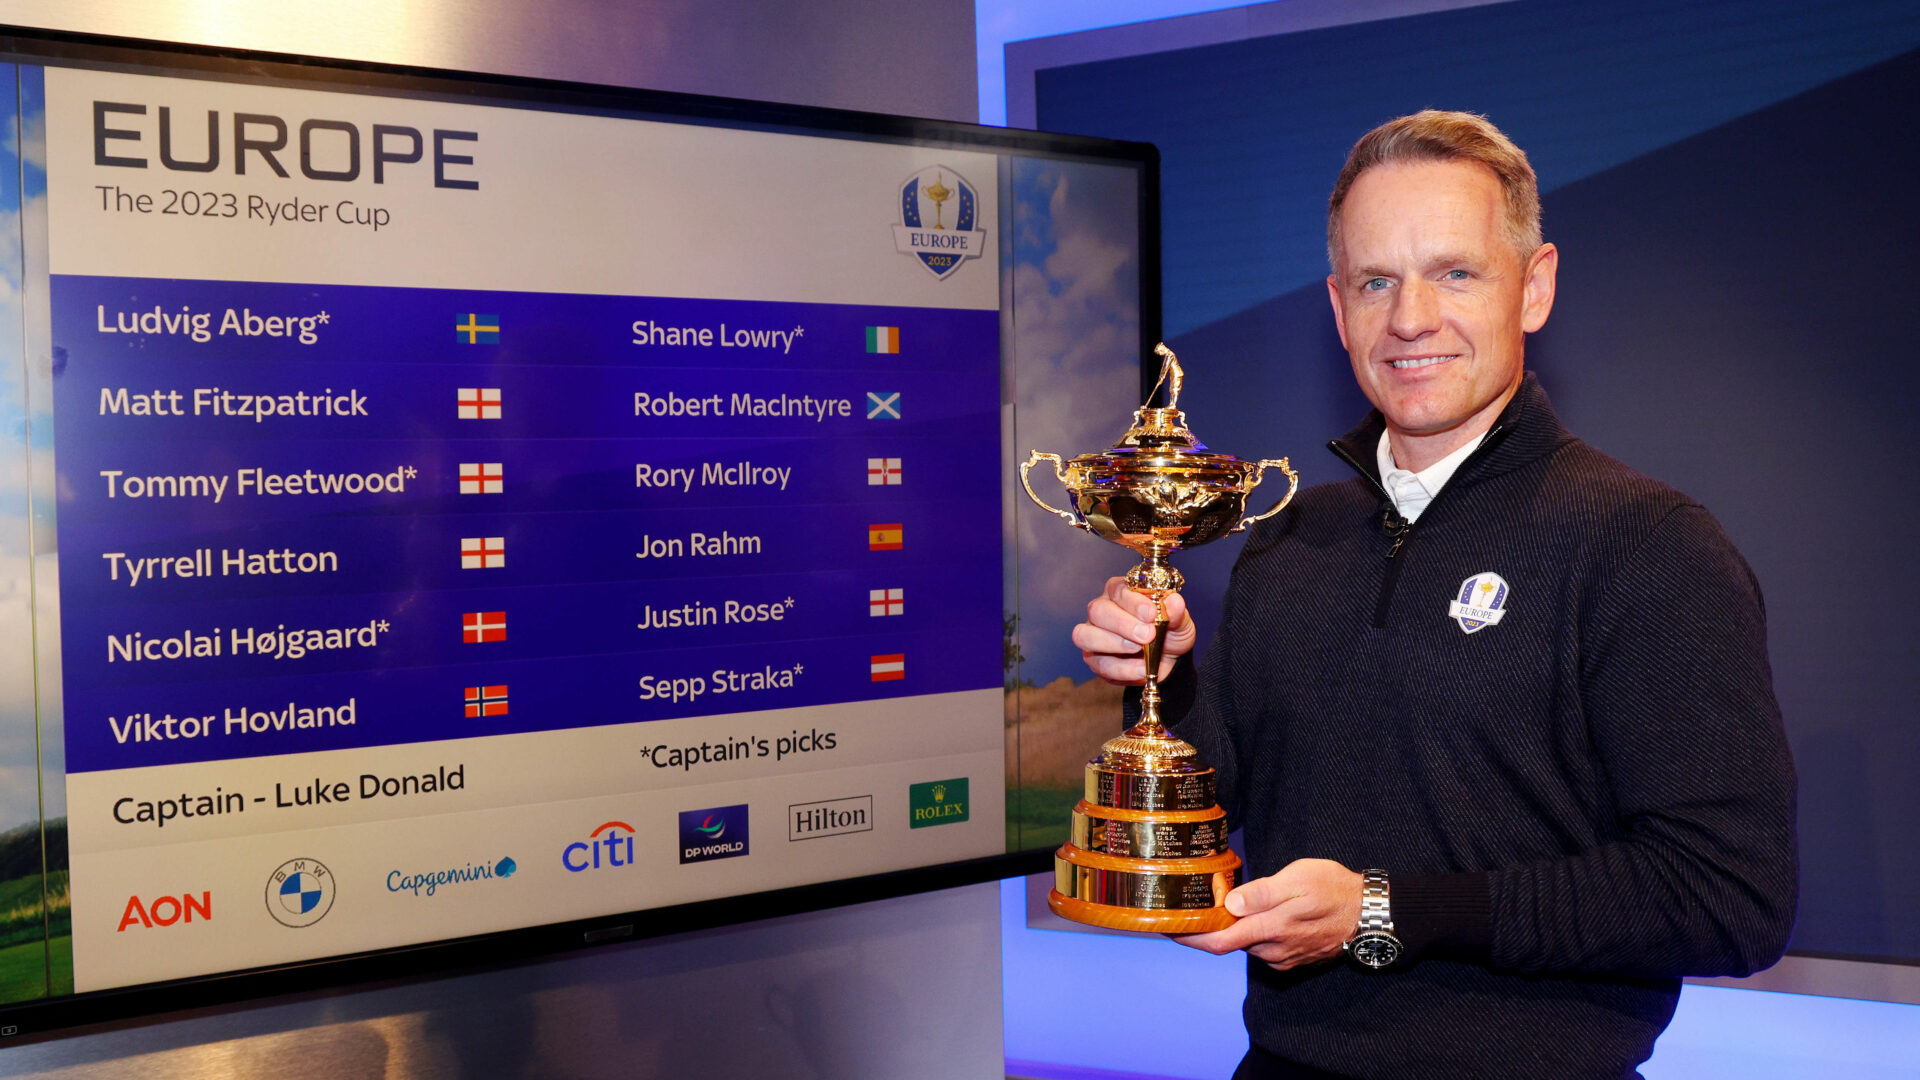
[1444,269,1470,280]
[1364,278,1390,291]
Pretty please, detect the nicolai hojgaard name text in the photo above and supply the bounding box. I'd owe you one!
[107,619,391,662]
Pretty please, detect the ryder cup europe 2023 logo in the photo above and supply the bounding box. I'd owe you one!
[893,165,987,280]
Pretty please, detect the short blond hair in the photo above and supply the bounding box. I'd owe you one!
[1327,110,1542,269]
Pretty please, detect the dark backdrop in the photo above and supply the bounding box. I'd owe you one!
[1035,0,1920,963]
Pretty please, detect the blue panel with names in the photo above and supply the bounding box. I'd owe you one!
[53,275,1002,773]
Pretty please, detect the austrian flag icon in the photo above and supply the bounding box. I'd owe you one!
[460,537,505,569]
[870,653,905,681]
[462,611,507,643]
[459,462,503,494]
[457,388,502,420]
[867,457,902,485]
[464,684,508,718]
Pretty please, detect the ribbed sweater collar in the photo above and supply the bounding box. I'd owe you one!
[1327,372,1574,493]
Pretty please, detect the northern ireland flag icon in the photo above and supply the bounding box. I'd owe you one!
[867,457,902,486]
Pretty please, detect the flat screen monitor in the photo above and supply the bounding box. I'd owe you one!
[0,27,1158,1036]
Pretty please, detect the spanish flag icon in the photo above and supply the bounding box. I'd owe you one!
[868,523,903,551]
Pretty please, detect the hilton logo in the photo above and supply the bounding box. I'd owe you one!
[788,795,873,842]
[909,777,969,829]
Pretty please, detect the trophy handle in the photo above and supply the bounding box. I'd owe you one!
[1019,452,1089,531]
[1228,458,1299,534]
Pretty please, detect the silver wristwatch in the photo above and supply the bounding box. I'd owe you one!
[1343,868,1403,969]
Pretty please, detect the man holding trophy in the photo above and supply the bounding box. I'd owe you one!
[1070,112,1798,1078]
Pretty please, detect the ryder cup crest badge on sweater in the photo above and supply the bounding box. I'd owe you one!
[1448,572,1510,634]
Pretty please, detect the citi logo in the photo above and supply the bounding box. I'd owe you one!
[563,821,635,872]
[678,804,749,864]
[117,891,210,932]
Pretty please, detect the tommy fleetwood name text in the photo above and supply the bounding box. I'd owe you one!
[97,465,416,502]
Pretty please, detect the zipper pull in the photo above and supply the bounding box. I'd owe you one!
[1381,506,1411,558]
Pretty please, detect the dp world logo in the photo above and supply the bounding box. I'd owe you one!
[265,857,335,928]
[893,165,987,280]
[678,804,749,864]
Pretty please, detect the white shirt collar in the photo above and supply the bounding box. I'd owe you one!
[1375,430,1487,523]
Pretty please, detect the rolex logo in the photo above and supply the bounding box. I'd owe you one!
[909,778,968,828]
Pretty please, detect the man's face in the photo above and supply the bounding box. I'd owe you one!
[1327,159,1556,455]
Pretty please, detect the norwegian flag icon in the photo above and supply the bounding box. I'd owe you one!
[461,536,505,569]
[459,462,503,494]
[869,588,904,616]
[867,457,902,486]
[457,388,502,420]
[462,611,507,643]
[464,684,508,717]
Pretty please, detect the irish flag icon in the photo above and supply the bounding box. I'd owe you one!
[865,326,900,354]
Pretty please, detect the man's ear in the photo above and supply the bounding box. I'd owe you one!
[1327,274,1350,350]
[1522,243,1558,333]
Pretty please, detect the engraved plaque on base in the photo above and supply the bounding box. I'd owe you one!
[1021,344,1297,933]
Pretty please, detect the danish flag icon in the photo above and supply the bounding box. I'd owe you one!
[462,611,507,643]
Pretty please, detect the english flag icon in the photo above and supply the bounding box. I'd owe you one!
[869,588,904,616]
[457,388,502,420]
[461,537,505,569]
[459,463,503,494]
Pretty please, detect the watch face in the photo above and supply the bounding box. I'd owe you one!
[1350,932,1401,969]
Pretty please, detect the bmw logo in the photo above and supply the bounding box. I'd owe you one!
[265,857,336,927]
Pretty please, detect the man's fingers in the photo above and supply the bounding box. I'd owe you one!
[1225,873,1300,919]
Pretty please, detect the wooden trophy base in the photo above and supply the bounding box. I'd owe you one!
[1048,844,1242,933]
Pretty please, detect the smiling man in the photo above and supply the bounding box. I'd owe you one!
[1075,112,1797,1079]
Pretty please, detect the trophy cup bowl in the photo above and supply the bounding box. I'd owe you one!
[1020,344,1297,932]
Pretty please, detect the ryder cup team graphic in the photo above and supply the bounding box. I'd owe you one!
[893,165,987,280]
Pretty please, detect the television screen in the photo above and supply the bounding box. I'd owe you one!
[0,29,1155,1033]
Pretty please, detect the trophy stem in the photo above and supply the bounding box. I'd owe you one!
[1123,549,1184,744]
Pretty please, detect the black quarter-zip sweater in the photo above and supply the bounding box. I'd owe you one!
[1154,375,1797,1079]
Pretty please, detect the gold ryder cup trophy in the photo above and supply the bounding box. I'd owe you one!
[1020,344,1297,932]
